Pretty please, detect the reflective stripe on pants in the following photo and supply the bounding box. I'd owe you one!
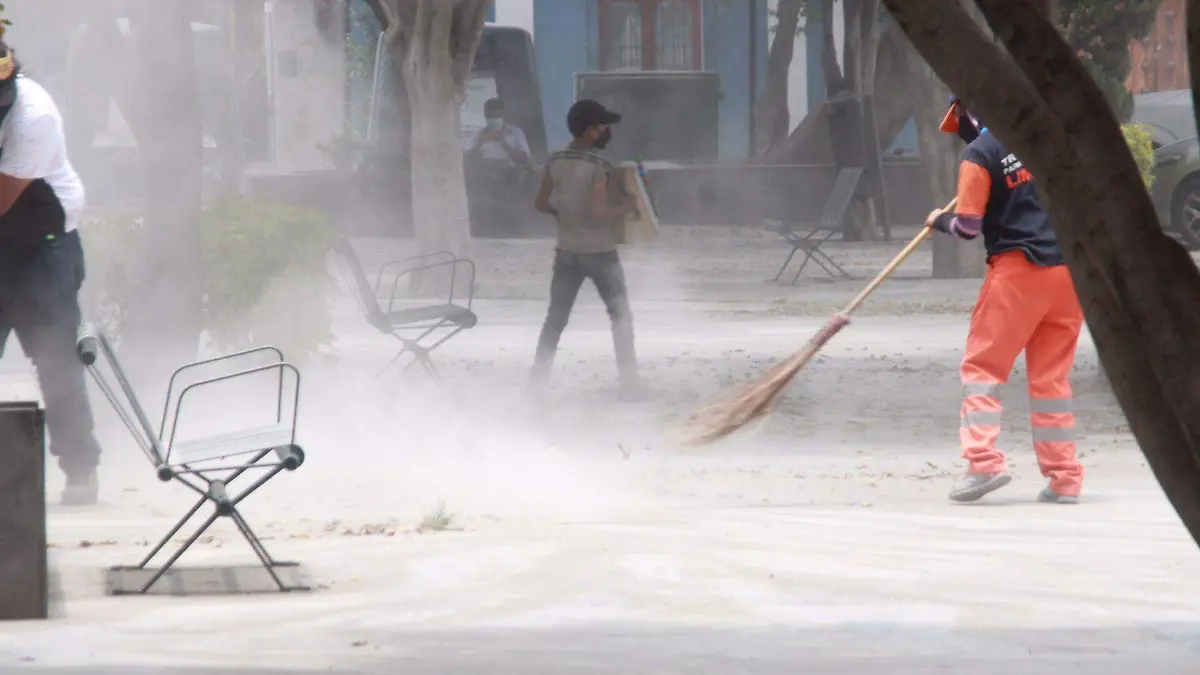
[959,252,1085,496]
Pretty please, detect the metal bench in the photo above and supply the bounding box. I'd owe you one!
[330,238,478,382]
[75,323,309,595]
[765,166,863,284]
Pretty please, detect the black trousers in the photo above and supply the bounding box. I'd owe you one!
[0,231,102,479]
[532,249,639,385]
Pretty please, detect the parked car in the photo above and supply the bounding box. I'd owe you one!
[1132,89,1197,150]
[1151,136,1200,250]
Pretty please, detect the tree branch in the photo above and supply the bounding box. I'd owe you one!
[450,0,490,92]
[842,0,862,92]
[411,0,441,69]
[974,0,1156,240]
[375,0,414,53]
[859,0,882,94]
[821,0,846,94]
[881,0,1061,152]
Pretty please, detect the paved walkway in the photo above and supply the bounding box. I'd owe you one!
[1,226,1196,673]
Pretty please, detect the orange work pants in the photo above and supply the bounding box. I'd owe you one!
[960,251,1085,496]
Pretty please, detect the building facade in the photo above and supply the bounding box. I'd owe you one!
[531,0,768,159]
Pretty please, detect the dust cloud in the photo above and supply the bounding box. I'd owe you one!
[7,3,1197,672]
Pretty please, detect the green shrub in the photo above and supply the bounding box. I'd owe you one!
[1121,122,1155,191]
[80,198,337,362]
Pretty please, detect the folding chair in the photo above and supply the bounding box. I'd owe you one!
[330,237,478,382]
[75,323,309,595]
[764,167,863,284]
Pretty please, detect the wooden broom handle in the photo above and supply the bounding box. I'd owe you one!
[840,197,959,317]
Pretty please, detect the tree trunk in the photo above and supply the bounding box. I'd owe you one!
[882,0,1200,549]
[374,0,489,285]
[114,2,205,384]
[754,0,802,158]
[406,69,470,258]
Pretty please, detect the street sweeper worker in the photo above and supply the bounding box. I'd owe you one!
[925,95,1084,505]
[0,42,103,506]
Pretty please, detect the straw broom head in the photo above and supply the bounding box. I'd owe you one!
[680,200,953,447]
[680,315,849,446]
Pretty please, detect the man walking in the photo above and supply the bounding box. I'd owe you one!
[927,95,1085,505]
[530,98,645,400]
[0,42,103,505]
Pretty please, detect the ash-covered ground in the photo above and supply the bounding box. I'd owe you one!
[2,225,1199,674]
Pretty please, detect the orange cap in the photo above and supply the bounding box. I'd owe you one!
[939,100,960,134]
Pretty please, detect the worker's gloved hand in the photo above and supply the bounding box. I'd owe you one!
[925,208,953,234]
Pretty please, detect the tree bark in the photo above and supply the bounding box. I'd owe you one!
[754,0,802,158]
[375,0,488,266]
[882,0,1200,548]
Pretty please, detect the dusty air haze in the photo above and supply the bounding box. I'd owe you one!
[0,2,1195,674]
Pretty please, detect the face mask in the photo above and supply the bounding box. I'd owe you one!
[485,118,503,131]
[593,128,613,150]
[956,112,981,145]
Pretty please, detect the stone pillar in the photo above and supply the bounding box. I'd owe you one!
[0,401,48,621]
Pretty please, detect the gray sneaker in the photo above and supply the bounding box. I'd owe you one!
[1037,485,1079,504]
[61,472,99,507]
[948,471,1012,503]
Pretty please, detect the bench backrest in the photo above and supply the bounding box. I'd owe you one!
[817,167,864,230]
[329,238,389,328]
[76,323,168,466]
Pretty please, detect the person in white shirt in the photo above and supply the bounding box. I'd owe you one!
[0,43,102,506]
[465,97,531,168]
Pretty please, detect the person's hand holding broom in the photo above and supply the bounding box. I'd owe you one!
[680,197,958,446]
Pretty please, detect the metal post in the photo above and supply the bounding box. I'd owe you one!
[0,401,48,621]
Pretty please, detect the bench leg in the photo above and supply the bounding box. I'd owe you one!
[136,494,210,571]
[813,251,852,280]
[773,247,800,282]
[228,508,291,592]
[401,349,442,383]
[379,340,423,380]
[135,509,223,594]
[122,464,300,595]
[790,251,816,285]
[402,325,466,384]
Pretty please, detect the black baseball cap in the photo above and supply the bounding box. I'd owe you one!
[567,99,621,138]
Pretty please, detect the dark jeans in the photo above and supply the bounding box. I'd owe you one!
[0,230,102,479]
[532,249,639,385]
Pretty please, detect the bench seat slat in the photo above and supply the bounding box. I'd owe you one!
[169,423,294,466]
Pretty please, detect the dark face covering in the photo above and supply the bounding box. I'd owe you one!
[955,112,980,145]
[593,127,613,150]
